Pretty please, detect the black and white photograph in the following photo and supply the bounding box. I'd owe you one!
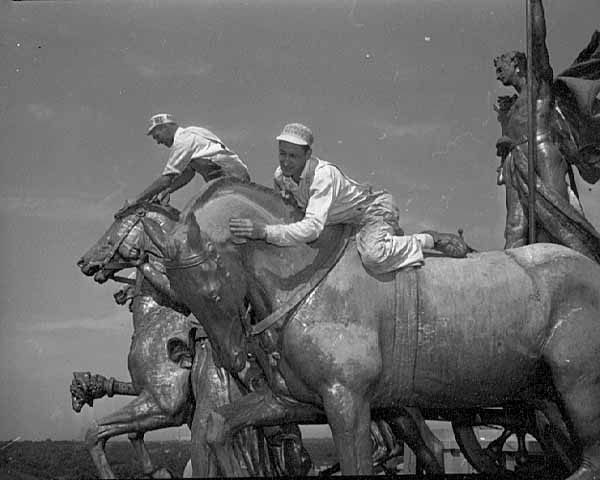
[1,0,600,477]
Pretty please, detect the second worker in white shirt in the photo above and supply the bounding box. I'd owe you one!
[122,113,250,210]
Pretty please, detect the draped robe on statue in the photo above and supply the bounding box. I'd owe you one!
[498,30,600,263]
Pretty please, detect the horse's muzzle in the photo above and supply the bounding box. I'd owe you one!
[77,258,113,284]
[77,258,99,277]
[93,269,112,284]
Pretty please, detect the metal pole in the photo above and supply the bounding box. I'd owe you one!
[525,0,537,244]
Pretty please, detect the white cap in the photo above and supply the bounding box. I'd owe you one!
[276,123,314,147]
[146,113,177,135]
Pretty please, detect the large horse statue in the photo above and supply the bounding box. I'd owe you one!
[77,201,448,475]
[75,202,432,476]
[77,178,600,478]
[74,239,312,477]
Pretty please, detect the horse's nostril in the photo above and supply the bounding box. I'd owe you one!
[77,259,84,268]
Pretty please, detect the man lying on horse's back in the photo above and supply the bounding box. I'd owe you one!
[229,122,469,275]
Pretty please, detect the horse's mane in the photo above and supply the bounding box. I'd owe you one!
[115,201,180,221]
[181,177,300,224]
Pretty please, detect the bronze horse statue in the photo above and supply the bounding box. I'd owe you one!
[74,236,312,477]
[70,260,195,479]
[78,178,600,477]
[75,203,436,476]
[77,199,449,475]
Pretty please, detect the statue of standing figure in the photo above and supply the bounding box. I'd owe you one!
[493,0,600,261]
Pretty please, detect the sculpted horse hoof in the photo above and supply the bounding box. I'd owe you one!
[147,467,173,479]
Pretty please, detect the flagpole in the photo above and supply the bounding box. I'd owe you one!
[525,0,537,244]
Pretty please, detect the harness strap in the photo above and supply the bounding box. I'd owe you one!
[104,213,144,265]
[393,267,420,398]
[112,275,136,285]
[249,225,354,336]
[164,252,211,270]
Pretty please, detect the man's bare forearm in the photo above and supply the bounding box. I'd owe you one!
[166,168,194,195]
[132,175,173,204]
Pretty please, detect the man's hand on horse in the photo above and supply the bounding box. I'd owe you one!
[157,190,171,206]
[115,199,136,217]
[229,218,267,240]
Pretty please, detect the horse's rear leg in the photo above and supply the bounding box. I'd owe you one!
[86,393,181,479]
[128,432,152,473]
[128,432,174,479]
[86,435,114,479]
[322,385,372,475]
[205,389,324,477]
[545,304,600,480]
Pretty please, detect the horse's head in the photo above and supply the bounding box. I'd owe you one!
[160,178,299,374]
[77,202,179,284]
[164,210,252,373]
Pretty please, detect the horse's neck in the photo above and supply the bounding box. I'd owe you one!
[130,273,179,325]
[130,290,164,330]
[237,226,352,319]
[187,179,349,312]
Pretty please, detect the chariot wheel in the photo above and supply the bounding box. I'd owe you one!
[451,407,577,478]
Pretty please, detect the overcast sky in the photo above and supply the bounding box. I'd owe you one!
[1,0,599,441]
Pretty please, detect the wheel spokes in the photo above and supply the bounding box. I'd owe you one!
[484,428,512,467]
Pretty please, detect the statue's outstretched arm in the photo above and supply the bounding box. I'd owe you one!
[531,0,553,86]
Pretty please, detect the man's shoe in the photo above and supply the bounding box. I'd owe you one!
[421,230,469,258]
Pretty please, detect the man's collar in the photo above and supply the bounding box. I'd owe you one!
[298,156,316,180]
[173,126,184,140]
[278,156,317,183]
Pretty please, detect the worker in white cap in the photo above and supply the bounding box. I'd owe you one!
[122,113,250,209]
[230,123,468,274]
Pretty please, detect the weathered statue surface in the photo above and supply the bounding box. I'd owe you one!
[76,204,435,477]
[73,240,313,478]
[78,180,600,478]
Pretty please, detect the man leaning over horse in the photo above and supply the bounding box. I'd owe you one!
[107,117,448,473]
[115,113,253,302]
[119,113,250,212]
[229,122,470,273]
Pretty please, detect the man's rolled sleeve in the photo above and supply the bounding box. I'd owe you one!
[162,141,193,175]
[264,215,324,245]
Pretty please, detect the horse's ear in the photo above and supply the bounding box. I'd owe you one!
[183,212,202,244]
[142,218,171,258]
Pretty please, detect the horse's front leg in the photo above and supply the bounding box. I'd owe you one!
[128,432,174,479]
[322,384,372,475]
[85,392,180,479]
[205,389,324,477]
[388,407,444,474]
[128,432,153,474]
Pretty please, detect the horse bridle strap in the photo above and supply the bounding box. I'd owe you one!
[112,275,136,285]
[249,225,354,336]
[100,210,146,271]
